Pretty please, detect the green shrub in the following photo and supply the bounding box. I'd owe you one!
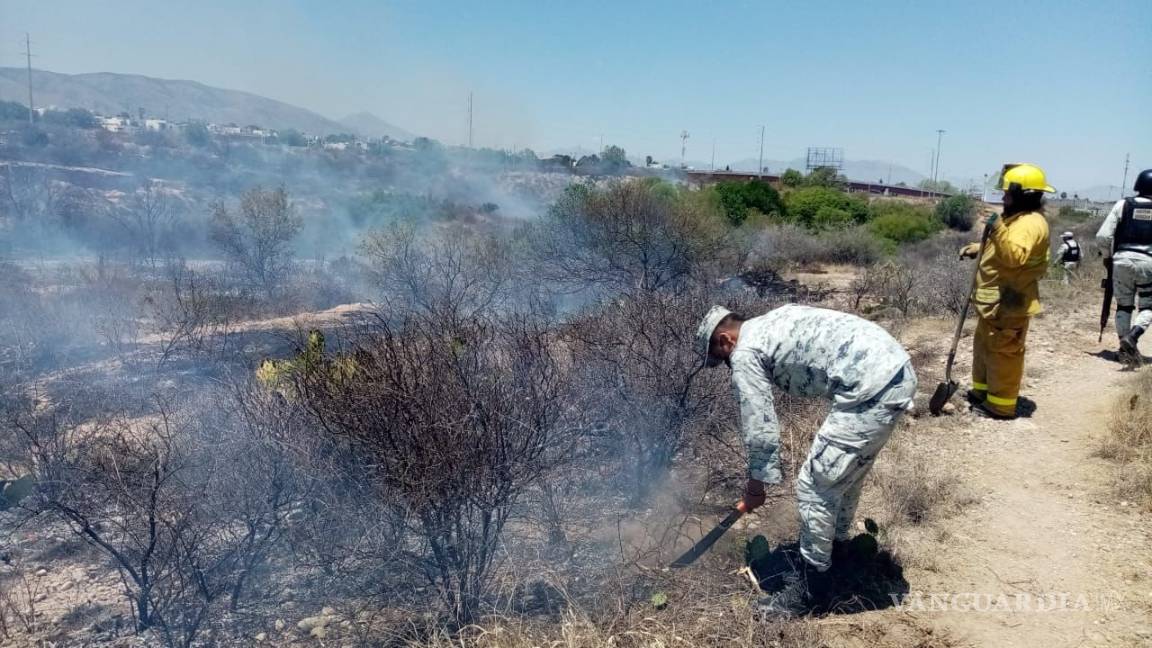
[712,180,785,226]
[868,201,942,244]
[813,206,854,230]
[935,194,976,231]
[783,187,868,230]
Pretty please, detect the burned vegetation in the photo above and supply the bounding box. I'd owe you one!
[0,170,999,646]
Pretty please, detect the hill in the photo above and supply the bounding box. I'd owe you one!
[338,111,417,142]
[728,156,928,186]
[0,67,377,137]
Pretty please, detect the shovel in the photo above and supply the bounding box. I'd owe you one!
[929,221,993,416]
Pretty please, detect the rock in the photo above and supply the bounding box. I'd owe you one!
[255,632,267,642]
[35,568,48,577]
[274,619,285,631]
[310,626,328,640]
[942,402,956,415]
[298,616,329,631]
[321,606,336,617]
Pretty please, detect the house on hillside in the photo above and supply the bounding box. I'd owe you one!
[99,115,132,133]
[144,118,171,132]
[208,123,244,136]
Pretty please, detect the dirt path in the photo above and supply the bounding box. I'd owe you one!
[873,305,1152,647]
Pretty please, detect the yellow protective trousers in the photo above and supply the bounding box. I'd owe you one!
[971,315,1031,416]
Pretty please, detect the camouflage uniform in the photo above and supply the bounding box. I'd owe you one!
[729,305,917,571]
[1097,197,1152,339]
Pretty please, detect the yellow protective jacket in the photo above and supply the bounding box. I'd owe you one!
[972,210,1050,319]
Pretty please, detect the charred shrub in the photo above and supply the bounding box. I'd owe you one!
[295,312,581,624]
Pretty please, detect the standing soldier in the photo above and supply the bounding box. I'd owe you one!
[696,304,918,618]
[1096,169,1152,367]
[959,163,1052,419]
[1054,231,1081,284]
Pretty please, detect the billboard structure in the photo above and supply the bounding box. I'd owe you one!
[806,147,844,172]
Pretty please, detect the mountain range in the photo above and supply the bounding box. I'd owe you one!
[0,67,413,141]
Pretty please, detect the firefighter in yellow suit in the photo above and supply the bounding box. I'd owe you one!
[959,164,1053,420]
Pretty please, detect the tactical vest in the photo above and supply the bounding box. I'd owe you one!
[1061,240,1080,263]
[1116,197,1152,252]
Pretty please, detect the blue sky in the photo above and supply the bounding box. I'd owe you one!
[1,0,1148,189]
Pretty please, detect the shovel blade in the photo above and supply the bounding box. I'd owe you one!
[928,380,958,416]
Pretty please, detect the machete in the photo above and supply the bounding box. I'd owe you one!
[669,503,747,568]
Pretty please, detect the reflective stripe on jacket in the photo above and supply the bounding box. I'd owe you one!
[973,210,1050,319]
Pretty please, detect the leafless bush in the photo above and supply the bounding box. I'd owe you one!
[531,180,734,294]
[107,183,180,270]
[77,259,144,354]
[5,394,299,647]
[0,562,44,641]
[146,260,234,367]
[564,289,728,501]
[851,249,969,317]
[210,186,302,297]
[295,312,583,624]
[361,224,522,323]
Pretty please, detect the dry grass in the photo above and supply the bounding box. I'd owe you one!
[869,439,977,530]
[1097,370,1152,511]
[410,606,959,648]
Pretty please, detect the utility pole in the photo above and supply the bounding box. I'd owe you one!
[467,92,473,148]
[1121,153,1130,198]
[757,125,765,178]
[710,139,716,171]
[680,130,689,168]
[25,33,35,125]
[932,129,945,185]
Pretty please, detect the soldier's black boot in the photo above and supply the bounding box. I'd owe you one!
[757,560,828,619]
[1119,326,1145,368]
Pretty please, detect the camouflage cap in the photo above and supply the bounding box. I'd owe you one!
[695,305,732,367]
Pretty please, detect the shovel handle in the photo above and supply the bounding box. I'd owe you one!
[944,222,994,380]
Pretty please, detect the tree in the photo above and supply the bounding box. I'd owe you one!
[713,180,785,226]
[783,186,869,230]
[869,201,942,244]
[277,129,308,147]
[917,178,957,194]
[780,168,804,188]
[184,122,211,147]
[935,194,976,231]
[209,187,302,295]
[804,166,845,188]
[109,183,179,268]
[42,108,99,129]
[0,100,28,122]
[533,180,732,293]
[600,145,631,173]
